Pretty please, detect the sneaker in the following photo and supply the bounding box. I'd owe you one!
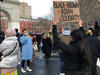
[60,73,65,75]
[18,62,21,65]
[26,66,32,72]
[21,68,26,73]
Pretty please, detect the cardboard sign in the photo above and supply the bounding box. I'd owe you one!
[53,1,80,23]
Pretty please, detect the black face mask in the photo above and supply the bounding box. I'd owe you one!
[49,32,52,35]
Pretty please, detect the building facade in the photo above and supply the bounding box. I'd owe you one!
[0,0,20,33]
[20,18,34,33]
[0,0,51,34]
[0,0,34,33]
[20,2,32,19]
[0,11,8,33]
[20,2,34,33]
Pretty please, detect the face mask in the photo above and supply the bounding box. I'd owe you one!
[24,32,28,36]
[62,30,71,36]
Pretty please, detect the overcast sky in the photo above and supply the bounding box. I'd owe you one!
[19,0,77,18]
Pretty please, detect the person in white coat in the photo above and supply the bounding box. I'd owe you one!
[0,29,19,75]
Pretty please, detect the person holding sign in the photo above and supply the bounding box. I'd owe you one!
[20,29,33,73]
[58,26,71,75]
[52,20,100,75]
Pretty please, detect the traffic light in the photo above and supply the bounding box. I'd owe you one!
[0,0,3,2]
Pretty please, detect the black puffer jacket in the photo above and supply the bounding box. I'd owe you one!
[52,28,83,70]
[87,36,100,58]
[42,38,52,55]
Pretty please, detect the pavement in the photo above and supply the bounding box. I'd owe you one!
[17,51,60,75]
[17,51,100,75]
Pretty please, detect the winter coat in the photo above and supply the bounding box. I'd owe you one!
[59,31,70,52]
[86,36,100,58]
[0,36,19,68]
[20,35,33,60]
[36,33,42,44]
[42,38,52,55]
[52,26,100,75]
[49,32,54,48]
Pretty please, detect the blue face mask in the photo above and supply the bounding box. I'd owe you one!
[62,30,71,36]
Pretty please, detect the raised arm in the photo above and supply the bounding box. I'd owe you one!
[20,36,27,45]
[52,24,74,54]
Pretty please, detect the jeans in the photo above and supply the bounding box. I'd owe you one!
[60,53,64,73]
[22,60,30,68]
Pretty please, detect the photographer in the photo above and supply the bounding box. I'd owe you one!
[20,29,33,73]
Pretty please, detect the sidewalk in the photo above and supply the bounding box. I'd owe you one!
[17,51,60,75]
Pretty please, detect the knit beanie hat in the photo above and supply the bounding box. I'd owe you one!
[6,28,16,37]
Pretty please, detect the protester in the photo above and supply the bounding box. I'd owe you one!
[32,33,38,52]
[42,32,52,64]
[52,20,100,75]
[33,36,38,51]
[0,29,19,75]
[48,29,54,53]
[93,21,100,37]
[79,20,100,75]
[20,29,33,73]
[53,26,94,75]
[15,28,21,47]
[36,32,41,51]
[91,21,100,75]
[15,28,22,65]
[59,26,71,75]
[29,33,36,61]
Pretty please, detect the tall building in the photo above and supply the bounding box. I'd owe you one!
[20,2,34,33]
[20,2,32,18]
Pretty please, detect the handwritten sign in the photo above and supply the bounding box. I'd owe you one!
[53,1,80,23]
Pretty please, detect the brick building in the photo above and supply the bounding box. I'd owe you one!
[0,12,8,33]
[20,18,34,33]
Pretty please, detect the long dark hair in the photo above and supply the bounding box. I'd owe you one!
[71,29,94,69]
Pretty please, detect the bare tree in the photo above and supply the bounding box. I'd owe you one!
[35,17,51,32]
[79,0,100,28]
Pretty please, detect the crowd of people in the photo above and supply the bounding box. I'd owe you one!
[0,20,100,75]
[0,27,54,75]
[52,20,100,75]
